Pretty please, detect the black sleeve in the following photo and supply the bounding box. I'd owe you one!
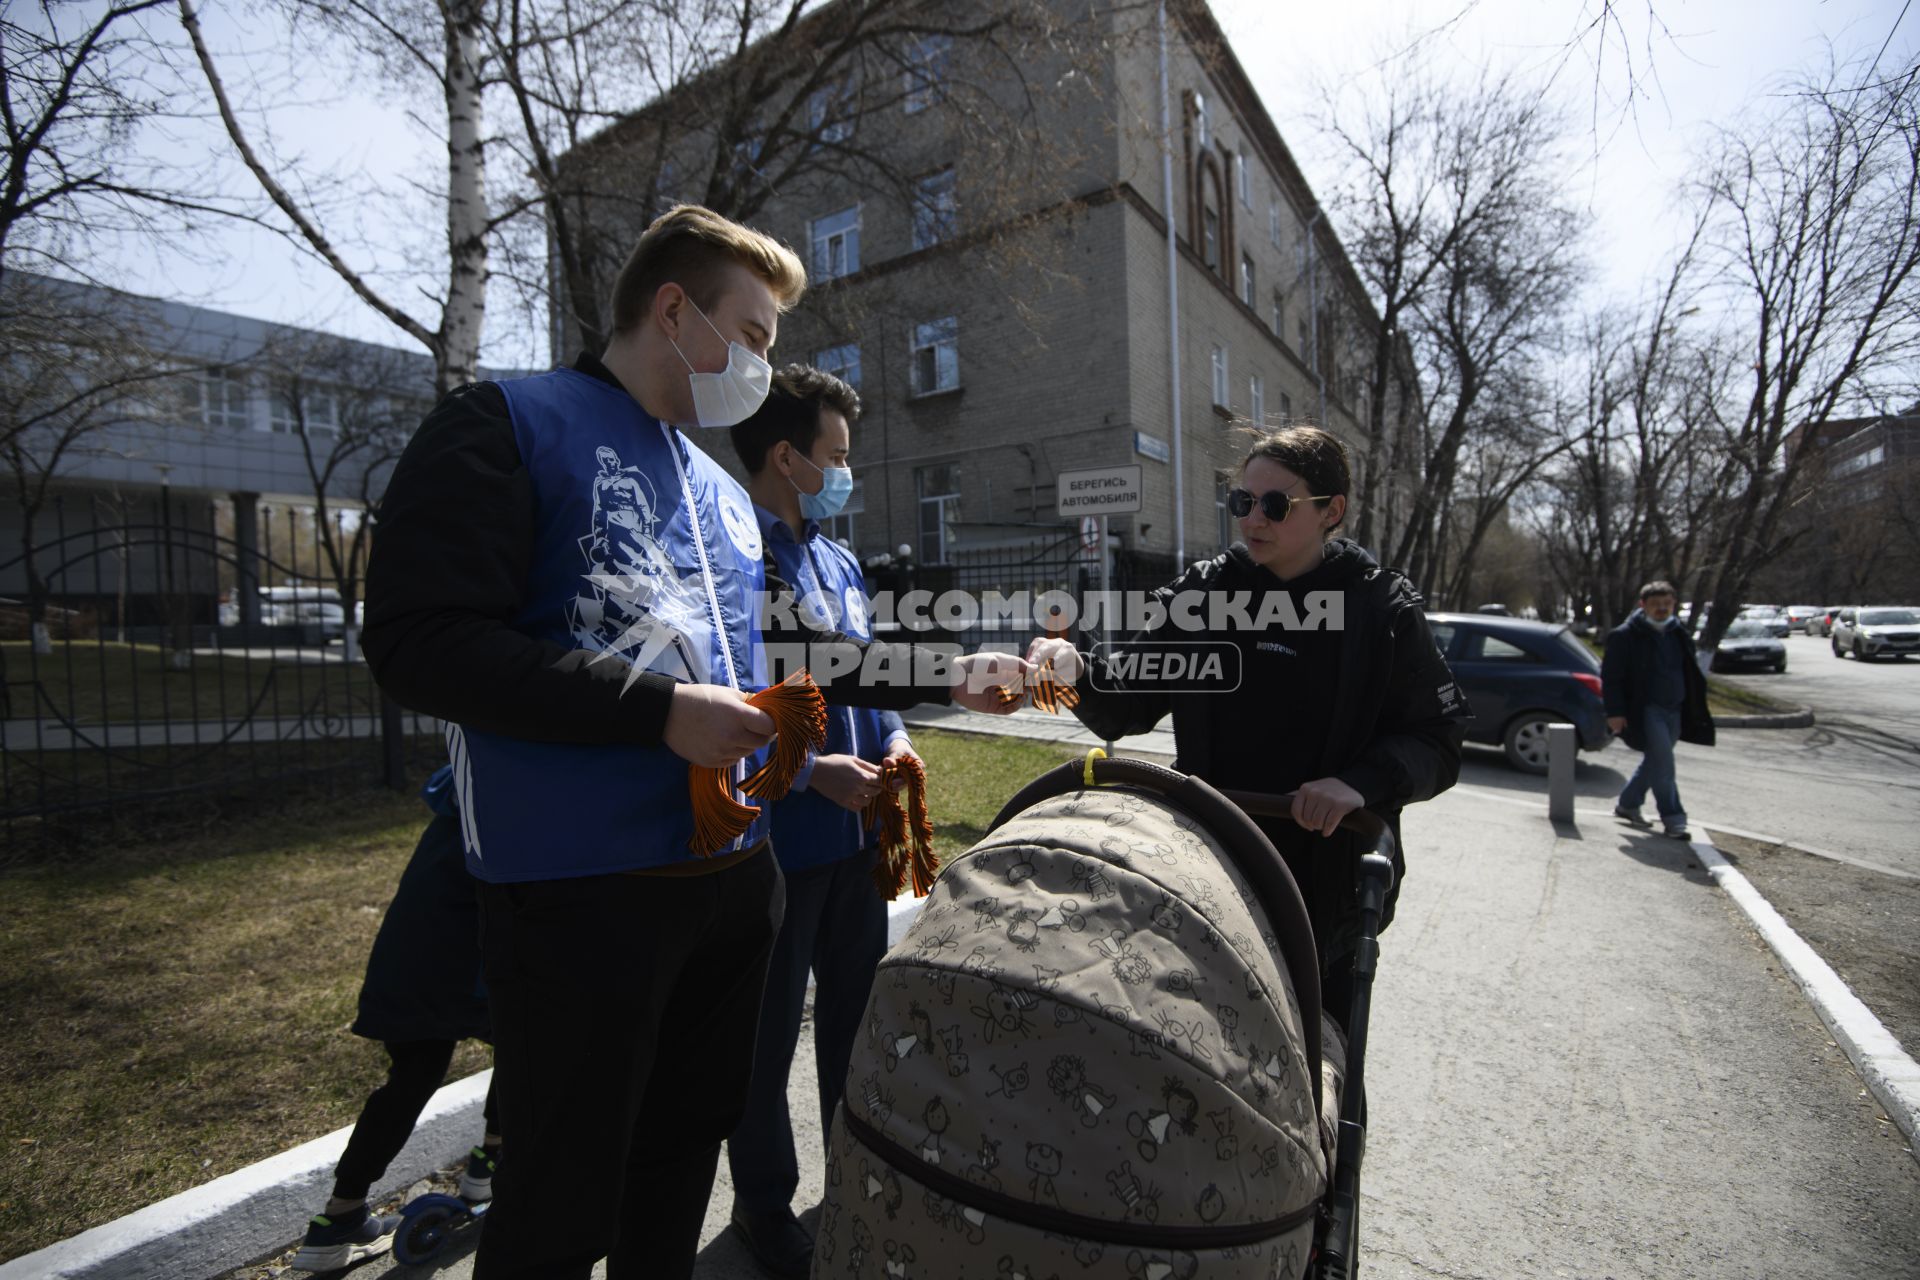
[1065,579,1179,741]
[360,383,678,744]
[1333,603,1467,808]
[759,555,954,711]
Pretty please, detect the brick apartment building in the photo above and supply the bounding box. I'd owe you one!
[554,0,1403,588]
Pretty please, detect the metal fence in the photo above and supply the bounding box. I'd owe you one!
[0,495,441,854]
[1,503,1191,853]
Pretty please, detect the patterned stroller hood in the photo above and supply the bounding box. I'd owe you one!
[816,760,1330,1279]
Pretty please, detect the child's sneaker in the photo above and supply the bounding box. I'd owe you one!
[290,1206,398,1272]
[458,1145,498,1202]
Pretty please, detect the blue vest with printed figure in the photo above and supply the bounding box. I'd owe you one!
[759,505,902,873]
[447,367,771,882]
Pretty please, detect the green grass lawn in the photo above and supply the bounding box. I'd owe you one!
[1,641,379,727]
[0,728,1082,1263]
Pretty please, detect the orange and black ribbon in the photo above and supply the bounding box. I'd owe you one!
[688,671,829,856]
[994,654,1082,714]
[864,754,937,901]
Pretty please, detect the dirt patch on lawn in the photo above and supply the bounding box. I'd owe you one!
[1705,830,1920,1060]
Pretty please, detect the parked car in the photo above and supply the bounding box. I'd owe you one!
[1806,605,1844,636]
[1475,603,1513,616]
[1782,604,1822,629]
[1830,606,1920,660]
[258,585,346,639]
[1713,620,1787,673]
[1737,606,1791,638]
[1426,613,1611,774]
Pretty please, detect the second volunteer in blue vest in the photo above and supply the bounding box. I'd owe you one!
[723,367,917,1279]
[361,205,1027,1280]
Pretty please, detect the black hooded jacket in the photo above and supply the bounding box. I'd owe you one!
[1068,538,1468,960]
[1601,610,1716,751]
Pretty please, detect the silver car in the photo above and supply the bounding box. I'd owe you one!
[1830,607,1920,660]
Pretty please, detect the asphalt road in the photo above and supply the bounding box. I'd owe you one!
[1457,629,1920,877]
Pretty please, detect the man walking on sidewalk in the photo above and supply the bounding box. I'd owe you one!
[1603,580,1715,839]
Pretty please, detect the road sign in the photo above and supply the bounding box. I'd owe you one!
[1056,464,1143,516]
[1080,515,1100,552]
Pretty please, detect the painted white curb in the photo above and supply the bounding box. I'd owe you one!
[1692,839,1920,1160]
[0,1071,492,1280]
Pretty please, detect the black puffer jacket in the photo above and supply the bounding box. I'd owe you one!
[1069,538,1468,962]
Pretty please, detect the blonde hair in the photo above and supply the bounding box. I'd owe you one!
[609,204,807,334]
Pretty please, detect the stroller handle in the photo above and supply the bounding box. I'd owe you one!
[1219,790,1398,892]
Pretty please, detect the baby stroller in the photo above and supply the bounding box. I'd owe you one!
[815,754,1393,1279]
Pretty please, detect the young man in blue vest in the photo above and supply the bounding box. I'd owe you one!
[361,205,1025,1280]
[724,367,916,1277]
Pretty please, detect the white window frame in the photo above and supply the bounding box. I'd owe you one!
[910,316,959,396]
[1193,90,1209,149]
[904,35,951,114]
[1240,252,1255,307]
[200,369,251,431]
[1271,289,1284,335]
[1250,374,1264,426]
[1236,153,1251,207]
[916,463,961,563]
[814,342,862,391]
[1269,200,1281,247]
[1210,344,1229,408]
[912,167,958,250]
[268,381,339,435]
[810,205,862,280]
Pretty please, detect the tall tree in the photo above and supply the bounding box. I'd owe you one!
[1683,55,1920,655]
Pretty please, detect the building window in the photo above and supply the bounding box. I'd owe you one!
[912,167,958,249]
[910,316,959,395]
[731,133,763,182]
[809,81,853,145]
[810,205,861,280]
[197,369,250,430]
[1240,252,1255,307]
[904,35,950,113]
[916,463,961,563]
[653,158,680,216]
[268,381,338,434]
[1202,207,1220,273]
[1193,91,1209,149]
[825,476,865,547]
[1269,201,1281,247]
[814,342,861,391]
[1280,391,1293,420]
[1298,317,1312,364]
[1236,153,1251,207]
[1216,475,1234,551]
[1210,344,1229,407]
[1250,374,1264,425]
[1271,288,1284,334]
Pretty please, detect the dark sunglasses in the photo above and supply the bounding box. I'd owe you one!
[1227,487,1334,522]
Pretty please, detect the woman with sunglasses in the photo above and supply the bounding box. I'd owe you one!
[1028,424,1467,1027]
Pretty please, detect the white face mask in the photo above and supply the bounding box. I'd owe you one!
[669,299,771,428]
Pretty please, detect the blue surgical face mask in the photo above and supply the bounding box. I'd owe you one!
[790,449,854,520]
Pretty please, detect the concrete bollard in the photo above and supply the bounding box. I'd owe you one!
[1548,723,1576,823]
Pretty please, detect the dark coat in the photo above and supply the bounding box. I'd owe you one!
[1069,538,1469,961]
[350,768,491,1044]
[1600,611,1716,752]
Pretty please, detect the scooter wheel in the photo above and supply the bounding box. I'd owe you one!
[393,1193,466,1265]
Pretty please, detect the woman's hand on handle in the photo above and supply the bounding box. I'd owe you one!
[1291,776,1365,837]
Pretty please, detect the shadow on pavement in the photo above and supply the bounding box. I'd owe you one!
[1612,828,1709,880]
